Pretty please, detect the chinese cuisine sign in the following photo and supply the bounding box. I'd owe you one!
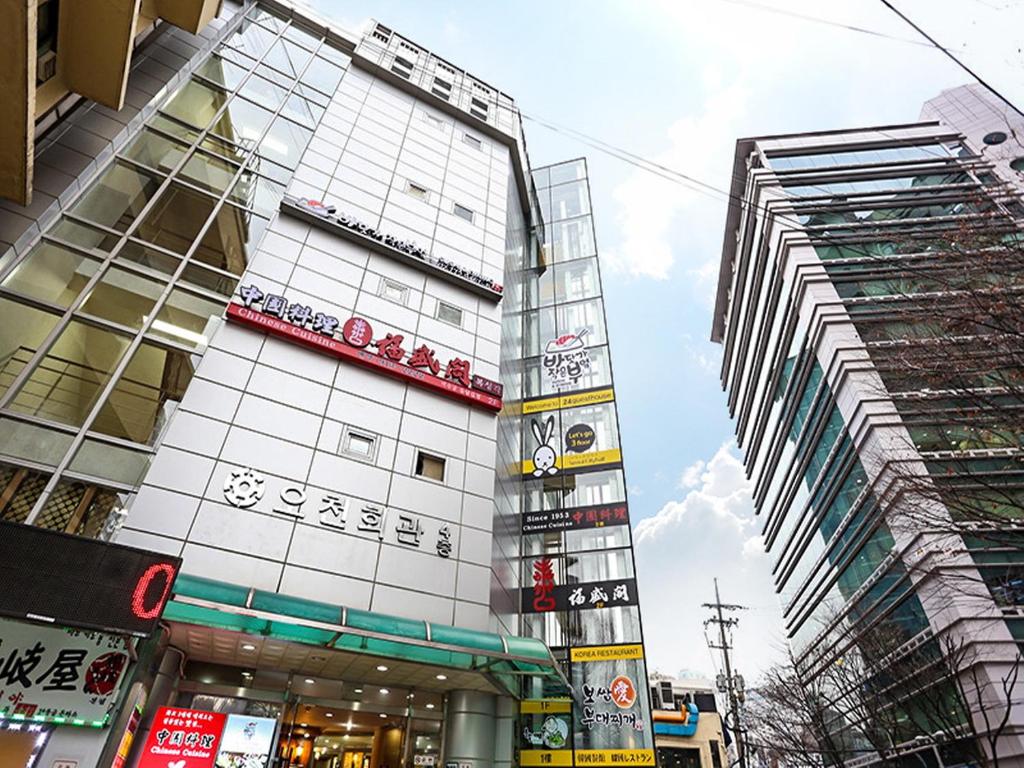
[226,285,503,412]
[0,620,130,724]
[138,707,227,768]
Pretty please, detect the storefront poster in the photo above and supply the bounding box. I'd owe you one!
[0,620,130,724]
[521,502,629,535]
[542,330,592,390]
[215,714,277,768]
[138,707,227,768]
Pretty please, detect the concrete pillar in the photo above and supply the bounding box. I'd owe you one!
[443,691,497,768]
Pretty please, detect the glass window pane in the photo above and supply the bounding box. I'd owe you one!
[212,96,275,145]
[200,134,249,166]
[0,463,52,523]
[161,78,230,131]
[34,479,126,538]
[8,320,131,427]
[68,160,162,232]
[79,265,164,329]
[181,151,242,196]
[121,128,189,173]
[555,257,601,303]
[223,19,279,59]
[194,53,250,91]
[246,7,286,31]
[214,44,256,70]
[49,218,121,252]
[148,114,200,144]
[68,439,153,486]
[239,73,289,112]
[551,216,596,263]
[192,203,259,274]
[0,298,62,401]
[302,57,344,95]
[259,117,312,168]
[150,288,223,349]
[136,183,217,254]
[181,262,238,297]
[263,38,312,78]
[0,419,71,469]
[283,22,319,50]
[117,240,181,276]
[280,94,324,127]
[231,172,284,216]
[92,341,194,445]
[548,160,586,185]
[550,180,590,220]
[1,241,102,307]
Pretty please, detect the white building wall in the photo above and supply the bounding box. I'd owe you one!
[117,60,518,631]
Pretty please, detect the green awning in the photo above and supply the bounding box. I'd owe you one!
[164,573,568,698]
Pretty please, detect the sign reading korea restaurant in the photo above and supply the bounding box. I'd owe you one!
[524,559,638,614]
[521,502,629,535]
[0,620,131,725]
[285,198,504,301]
[226,284,503,412]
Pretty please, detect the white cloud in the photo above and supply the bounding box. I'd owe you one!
[634,441,784,679]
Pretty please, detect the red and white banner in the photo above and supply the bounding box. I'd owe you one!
[137,707,227,768]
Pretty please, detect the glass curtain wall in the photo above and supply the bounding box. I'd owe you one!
[0,5,347,537]
[517,159,654,761]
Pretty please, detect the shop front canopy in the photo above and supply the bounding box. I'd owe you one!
[164,573,571,699]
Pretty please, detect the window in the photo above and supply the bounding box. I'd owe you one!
[453,203,475,223]
[431,77,452,101]
[340,427,378,462]
[415,451,445,482]
[470,97,488,121]
[422,112,446,131]
[462,133,482,150]
[379,277,409,305]
[371,24,392,44]
[437,301,463,327]
[406,181,430,202]
[391,56,414,80]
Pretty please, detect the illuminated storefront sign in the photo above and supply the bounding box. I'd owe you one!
[215,714,277,768]
[226,286,503,412]
[285,198,504,300]
[0,620,130,726]
[523,558,637,614]
[522,387,615,415]
[221,467,455,557]
[521,502,629,535]
[138,707,227,768]
[570,645,645,663]
[0,521,181,637]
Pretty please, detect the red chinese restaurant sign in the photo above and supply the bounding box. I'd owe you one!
[138,707,227,768]
[225,284,503,412]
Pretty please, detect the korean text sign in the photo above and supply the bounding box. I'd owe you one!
[138,707,227,768]
[0,619,131,723]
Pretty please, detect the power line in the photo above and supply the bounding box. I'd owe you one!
[704,579,749,768]
[878,0,1024,120]
[717,0,944,50]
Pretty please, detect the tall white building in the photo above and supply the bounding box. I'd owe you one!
[0,2,653,767]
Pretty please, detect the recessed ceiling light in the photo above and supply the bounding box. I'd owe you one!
[344,734,350,740]
[426,703,435,709]
[305,678,315,684]
[435,674,447,680]
[301,723,308,727]
[379,688,389,694]
[379,713,387,719]
[376,665,389,672]
[241,643,256,651]
[407,693,414,699]
[354,688,363,693]
[325,713,333,718]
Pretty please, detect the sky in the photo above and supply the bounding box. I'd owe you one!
[301,0,1024,682]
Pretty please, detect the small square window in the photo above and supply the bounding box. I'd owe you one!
[391,56,413,79]
[415,451,446,482]
[423,113,446,131]
[453,203,475,223]
[341,427,378,462]
[437,301,463,327]
[462,133,482,150]
[406,181,430,202]
[432,78,452,101]
[379,277,410,305]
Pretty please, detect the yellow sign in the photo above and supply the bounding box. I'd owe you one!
[520,699,572,714]
[521,448,622,476]
[574,750,656,766]
[570,644,645,663]
[522,388,615,414]
[521,750,573,767]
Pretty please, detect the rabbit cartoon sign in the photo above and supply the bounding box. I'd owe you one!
[531,416,559,477]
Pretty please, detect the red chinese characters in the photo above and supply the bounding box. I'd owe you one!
[532,558,556,612]
[408,345,441,375]
[138,707,227,768]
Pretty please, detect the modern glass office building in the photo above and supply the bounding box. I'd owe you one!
[0,2,652,767]
[711,88,1024,764]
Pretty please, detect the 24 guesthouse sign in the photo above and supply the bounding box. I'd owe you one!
[226,283,503,411]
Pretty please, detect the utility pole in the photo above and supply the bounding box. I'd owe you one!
[704,579,748,768]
